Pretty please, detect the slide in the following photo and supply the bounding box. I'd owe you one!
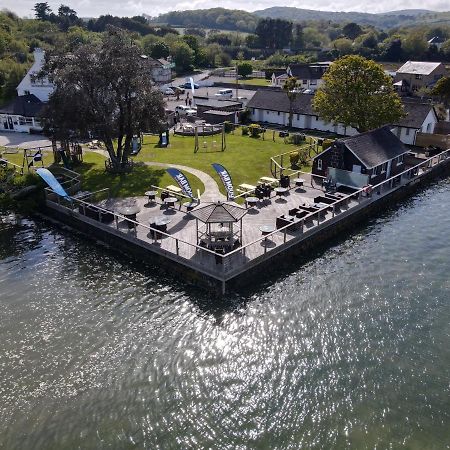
[160,134,168,147]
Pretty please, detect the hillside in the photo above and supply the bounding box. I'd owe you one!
[253,7,449,29]
[148,8,258,32]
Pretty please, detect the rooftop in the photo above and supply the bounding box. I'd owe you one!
[337,126,409,169]
[393,101,436,129]
[0,94,44,118]
[396,61,442,76]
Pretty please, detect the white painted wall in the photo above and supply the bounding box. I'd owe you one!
[250,107,358,136]
[421,109,437,134]
[17,49,54,102]
[0,114,42,133]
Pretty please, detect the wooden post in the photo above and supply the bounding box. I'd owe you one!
[264,237,268,253]
[176,239,179,256]
[284,228,287,243]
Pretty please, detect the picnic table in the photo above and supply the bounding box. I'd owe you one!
[144,190,157,204]
[274,187,288,199]
[166,185,182,194]
[116,203,140,228]
[292,178,305,188]
[245,196,259,208]
[164,197,178,209]
[238,183,257,192]
[258,176,279,186]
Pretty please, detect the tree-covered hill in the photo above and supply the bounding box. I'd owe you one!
[148,8,258,33]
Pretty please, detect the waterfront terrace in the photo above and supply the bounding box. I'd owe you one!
[44,147,450,293]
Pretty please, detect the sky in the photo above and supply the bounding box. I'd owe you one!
[3,0,449,19]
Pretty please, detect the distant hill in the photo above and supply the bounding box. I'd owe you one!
[253,7,449,29]
[148,8,258,32]
[148,7,450,32]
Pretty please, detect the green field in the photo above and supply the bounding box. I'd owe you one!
[2,133,312,199]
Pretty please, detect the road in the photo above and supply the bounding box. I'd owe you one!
[0,132,52,149]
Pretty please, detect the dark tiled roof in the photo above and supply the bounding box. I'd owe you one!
[394,101,435,129]
[203,110,234,116]
[289,64,327,80]
[247,90,314,115]
[190,202,247,223]
[339,126,409,169]
[0,94,44,117]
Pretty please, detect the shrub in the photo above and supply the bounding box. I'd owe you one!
[291,133,305,145]
[223,121,234,133]
[241,126,249,136]
[289,151,300,167]
[248,123,262,138]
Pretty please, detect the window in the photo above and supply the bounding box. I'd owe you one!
[24,90,30,95]
[26,118,33,124]
[415,74,423,80]
[278,111,280,116]
[405,128,410,136]
[397,155,404,165]
[252,108,255,114]
[315,116,319,121]
[381,162,387,173]
[302,79,307,84]
[266,110,270,115]
[296,114,300,120]
[19,117,26,125]
[317,159,322,170]
[310,80,317,85]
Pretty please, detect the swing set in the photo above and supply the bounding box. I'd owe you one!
[194,124,226,153]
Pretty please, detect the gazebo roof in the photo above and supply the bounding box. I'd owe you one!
[190,201,247,223]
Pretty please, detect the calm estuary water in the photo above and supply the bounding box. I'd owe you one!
[1,180,450,449]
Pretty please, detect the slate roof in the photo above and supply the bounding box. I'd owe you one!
[0,94,44,117]
[190,202,247,223]
[393,101,436,129]
[396,61,442,76]
[288,63,328,80]
[247,90,314,115]
[194,99,242,109]
[338,126,409,169]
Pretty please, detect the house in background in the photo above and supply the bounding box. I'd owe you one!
[391,100,438,145]
[428,36,446,51]
[311,126,410,188]
[247,90,438,146]
[272,62,330,90]
[16,48,54,102]
[0,94,44,133]
[141,56,174,84]
[394,61,447,95]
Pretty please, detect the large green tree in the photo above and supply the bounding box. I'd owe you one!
[432,76,450,107]
[313,55,404,133]
[283,76,300,128]
[42,27,165,171]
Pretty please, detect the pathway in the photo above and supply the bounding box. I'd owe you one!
[143,161,226,202]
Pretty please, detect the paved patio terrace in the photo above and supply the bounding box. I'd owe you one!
[91,174,362,279]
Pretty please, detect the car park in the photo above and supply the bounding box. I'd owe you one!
[180,81,200,89]
[175,105,197,117]
[215,88,233,99]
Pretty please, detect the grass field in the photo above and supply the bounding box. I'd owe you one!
[238,77,271,86]
[2,132,312,199]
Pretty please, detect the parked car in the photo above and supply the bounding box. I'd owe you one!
[215,88,233,99]
[171,86,185,94]
[175,105,197,117]
[163,87,175,96]
[180,81,200,89]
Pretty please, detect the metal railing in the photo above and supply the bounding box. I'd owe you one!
[0,158,24,175]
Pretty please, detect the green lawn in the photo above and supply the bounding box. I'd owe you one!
[135,132,310,196]
[2,133,312,199]
[239,77,271,86]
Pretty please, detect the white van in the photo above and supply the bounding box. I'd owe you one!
[175,105,197,117]
[215,89,233,99]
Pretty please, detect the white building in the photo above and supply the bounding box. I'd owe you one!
[16,48,54,102]
[246,90,438,146]
[141,56,174,84]
[0,94,44,133]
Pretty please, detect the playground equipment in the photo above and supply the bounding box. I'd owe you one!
[194,124,226,153]
[52,140,83,169]
[22,148,44,170]
[158,130,170,148]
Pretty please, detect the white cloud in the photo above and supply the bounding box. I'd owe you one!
[2,0,449,19]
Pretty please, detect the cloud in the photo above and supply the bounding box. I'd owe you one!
[3,0,449,18]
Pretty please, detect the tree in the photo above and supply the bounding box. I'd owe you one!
[332,38,353,56]
[237,62,252,78]
[343,23,363,40]
[283,77,300,128]
[150,41,170,59]
[402,31,428,59]
[34,2,52,21]
[57,5,80,31]
[170,41,194,73]
[432,76,450,107]
[42,28,165,172]
[313,55,404,133]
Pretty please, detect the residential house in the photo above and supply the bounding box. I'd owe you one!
[391,100,438,145]
[312,126,410,188]
[247,90,437,145]
[16,48,54,102]
[394,61,447,95]
[141,56,174,84]
[272,62,330,90]
[0,94,44,133]
[247,90,358,136]
[428,36,446,51]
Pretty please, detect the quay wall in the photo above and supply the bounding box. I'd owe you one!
[227,158,450,291]
[39,204,225,294]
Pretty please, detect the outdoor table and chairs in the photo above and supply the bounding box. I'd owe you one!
[259,225,276,237]
[258,176,279,186]
[183,201,197,212]
[166,185,182,196]
[293,177,305,188]
[274,187,288,200]
[245,196,259,209]
[164,197,178,209]
[150,216,172,238]
[116,203,141,228]
[238,183,257,196]
[144,190,157,204]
